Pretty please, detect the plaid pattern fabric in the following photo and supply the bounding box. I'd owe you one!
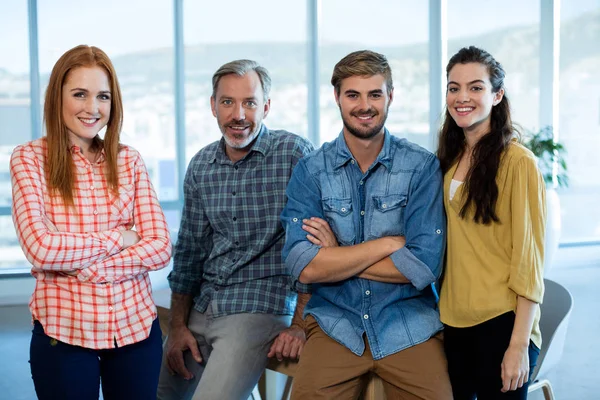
[10,138,172,349]
[169,126,314,317]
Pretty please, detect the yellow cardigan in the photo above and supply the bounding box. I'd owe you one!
[439,141,546,348]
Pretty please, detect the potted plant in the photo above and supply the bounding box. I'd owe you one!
[523,126,568,273]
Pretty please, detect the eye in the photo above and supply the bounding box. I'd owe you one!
[73,91,86,98]
[221,99,233,106]
[370,93,382,99]
[99,94,111,101]
[471,86,483,91]
[244,100,257,108]
[347,93,358,99]
[447,87,458,93]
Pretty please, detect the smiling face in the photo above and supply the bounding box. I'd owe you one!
[210,71,270,155]
[61,66,111,151]
[336,74,392,140]
[446,62,504,138]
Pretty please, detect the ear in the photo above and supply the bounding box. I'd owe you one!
[210,96,217,118]
[388,87,394,106]
[263,98,271,119]
[334,88,341,107]
[493,88,505,106]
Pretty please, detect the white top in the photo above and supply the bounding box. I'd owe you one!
[449,179,463,201]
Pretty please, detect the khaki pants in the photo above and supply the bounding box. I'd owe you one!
[291,316,453,400]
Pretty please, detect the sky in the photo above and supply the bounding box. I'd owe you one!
[0,0,598,74]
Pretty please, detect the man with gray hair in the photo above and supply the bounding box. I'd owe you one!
[157,59,314,400]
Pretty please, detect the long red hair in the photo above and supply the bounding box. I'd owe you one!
[44,45,123,206]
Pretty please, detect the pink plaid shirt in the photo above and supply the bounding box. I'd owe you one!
[10,138,172,349]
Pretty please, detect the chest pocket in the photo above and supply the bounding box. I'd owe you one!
[369,194,407,238]
[110,184,135,227]
[322,198,355,246]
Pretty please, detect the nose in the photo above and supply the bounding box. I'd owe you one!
[458,89,470,103]
[85,97,99,114]
[358,95,370,111]
[232,104,245,121]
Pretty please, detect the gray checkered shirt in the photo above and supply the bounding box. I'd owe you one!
[168,125,314,316]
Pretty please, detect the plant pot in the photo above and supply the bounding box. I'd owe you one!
[544,187,561,274]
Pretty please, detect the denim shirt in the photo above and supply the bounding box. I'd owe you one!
[281,130,446,359]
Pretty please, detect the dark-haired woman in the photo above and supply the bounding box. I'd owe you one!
[437,46,546,399]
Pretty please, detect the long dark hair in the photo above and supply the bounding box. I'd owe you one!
[437,46,517,224]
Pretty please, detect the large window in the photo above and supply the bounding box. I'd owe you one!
[448,0,541,133]
[183,0,308,162]
[558,2,600,242]
[38,0,177,201]
[319,0,430,147]
[0,2,31,270]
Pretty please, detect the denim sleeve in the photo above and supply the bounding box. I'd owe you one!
[168,162,212,295]
[390,154,446,291]
[281,159,322,283]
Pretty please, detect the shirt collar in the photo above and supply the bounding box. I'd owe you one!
[69,144,106,163]
[333,128,393,170]
[210,124,270,164]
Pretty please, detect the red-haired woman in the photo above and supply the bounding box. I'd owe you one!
[10,45,172,400]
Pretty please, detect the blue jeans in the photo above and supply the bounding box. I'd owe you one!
[444,312,540,400]
[30,319,163,400]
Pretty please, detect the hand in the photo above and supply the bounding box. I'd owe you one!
[267,326,306,361]
[165,325,202,380]
[302,217,339,247]
[501,343,529,392]
[122,230,141,249]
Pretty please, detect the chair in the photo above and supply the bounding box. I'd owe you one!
[528,278,574,400]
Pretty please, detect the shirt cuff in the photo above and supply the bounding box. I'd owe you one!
[390,247,436,291]
[286,241,319,281]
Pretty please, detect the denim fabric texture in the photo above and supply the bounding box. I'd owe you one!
[281,130,446,360]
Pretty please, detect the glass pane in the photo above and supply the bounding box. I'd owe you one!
[38,0,177,201]
[183,0,308,162]
[0,2,30,271]
[558,2,600,242]
[0,2,30,208]
[320,0,430,147]
[447,0,541,132]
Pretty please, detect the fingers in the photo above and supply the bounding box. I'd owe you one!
[189,340,203,363]
[268,331,305,361]
[167,350,193,380]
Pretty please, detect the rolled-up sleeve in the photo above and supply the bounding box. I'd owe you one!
[508,155,546,303]
[390,154,446,291]
[281,159,322,283]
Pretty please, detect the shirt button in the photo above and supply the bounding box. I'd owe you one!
[363,314,369,320]
[365,290,371,295]
[108,306,113,311]
[382,203,387,209]
[436,229,442,234]
[341,207,347,212]
[360,210,365,216]
[235,241,239,246]
[232,191,236,196]
[93,209,98,215]
[233,217,237,221]
[351,160,355,164]
[90,186,95,190]
[234,165,239,170]
[292,217,298,222]
[359,181,364,185]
